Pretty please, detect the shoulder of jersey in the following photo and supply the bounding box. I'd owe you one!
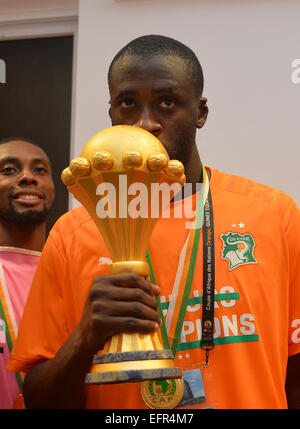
[50,206,92,237]
[212,168,295,212]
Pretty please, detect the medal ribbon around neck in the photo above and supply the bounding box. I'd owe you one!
[146,165,210,356]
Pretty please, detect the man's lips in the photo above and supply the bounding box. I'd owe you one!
[11,191,44,206]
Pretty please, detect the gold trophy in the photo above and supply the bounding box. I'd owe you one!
[61,125,185,386]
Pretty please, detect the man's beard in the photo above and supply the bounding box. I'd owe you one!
[165,133,195,171]
[0,201,50,228]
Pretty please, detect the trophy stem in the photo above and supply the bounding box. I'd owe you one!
[109,260,150,277]
[102,332,164,355]
[85,262,182,385]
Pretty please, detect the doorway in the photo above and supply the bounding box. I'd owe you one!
[0,35,74,233]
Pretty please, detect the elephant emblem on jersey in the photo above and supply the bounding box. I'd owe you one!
[221,232,257,270]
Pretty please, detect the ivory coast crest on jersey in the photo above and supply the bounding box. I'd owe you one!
[221,232,257,270]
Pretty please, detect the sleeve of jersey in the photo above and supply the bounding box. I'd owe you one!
[6,228,70,373]
[287,199,300,357]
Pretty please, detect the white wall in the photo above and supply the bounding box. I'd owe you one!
[73,0,300,207]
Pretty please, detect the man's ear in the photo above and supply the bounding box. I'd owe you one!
[197,97,209,129]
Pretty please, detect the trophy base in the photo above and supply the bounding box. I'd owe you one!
[85,350,182,385]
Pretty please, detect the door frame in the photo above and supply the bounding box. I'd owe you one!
[0,8,78,210]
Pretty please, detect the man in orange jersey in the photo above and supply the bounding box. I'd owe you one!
[7,35,300,409]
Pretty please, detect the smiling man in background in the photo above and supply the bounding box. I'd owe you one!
[0,137,55,408]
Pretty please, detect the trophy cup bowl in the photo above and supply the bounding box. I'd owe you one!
[61,125,186,385]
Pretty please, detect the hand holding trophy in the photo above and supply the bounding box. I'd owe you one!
[61,125,186,407]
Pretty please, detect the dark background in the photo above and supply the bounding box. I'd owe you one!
[0,35,73,234]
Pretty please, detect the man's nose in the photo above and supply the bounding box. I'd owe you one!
[18,168,37,185]
[134,107,162,136]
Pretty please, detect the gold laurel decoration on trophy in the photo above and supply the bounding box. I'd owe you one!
[92,151,114,171]
[69,157,91,177]
[61,167,75,186]
[122,151,143,169]
[147,153,169,172]
[61,125,186,386]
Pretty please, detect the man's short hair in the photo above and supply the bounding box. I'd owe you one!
[0,136,38,147]
[0,137,51,165]
[108,34,204,97]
